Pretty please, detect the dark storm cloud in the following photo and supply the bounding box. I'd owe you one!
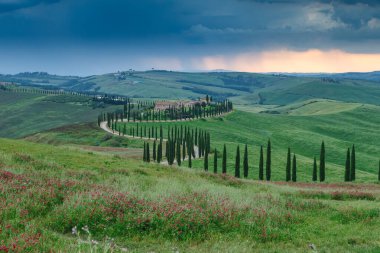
[0,0,60,13]
[0,0,380,74]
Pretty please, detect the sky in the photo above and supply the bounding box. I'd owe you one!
[1,0,380,75]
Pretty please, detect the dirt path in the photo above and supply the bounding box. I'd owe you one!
[99,111,231,165]
[99,120,200,165]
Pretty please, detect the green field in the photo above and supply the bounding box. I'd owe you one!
[0,138,379,252]
[0,73,380,252]
[3,71,380,107]
[112,101,379,183]
[0,90,117,138]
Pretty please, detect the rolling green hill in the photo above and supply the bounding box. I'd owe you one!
[2,71,380,107]
[261,99,362,116]
[0,137,379,252]
[0,90,117,138]
[0,72,380,252]
[112,103,380,183]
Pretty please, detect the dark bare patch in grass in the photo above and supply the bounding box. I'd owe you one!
[133,168,149,176]
[200,172,243,187]
[297,190,376,201]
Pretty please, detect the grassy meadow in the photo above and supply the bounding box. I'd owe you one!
[0,90,117,138]
[0,75,379,252]
[114,100,380,183]
[0,138,379,252]
[3,71,380,106]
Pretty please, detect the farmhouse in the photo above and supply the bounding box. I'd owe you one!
[154,99,203,110]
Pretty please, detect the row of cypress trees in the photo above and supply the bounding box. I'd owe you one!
[100,99,233,128]
[126,119,378,183]
[142,126,211,166]
[203,141,371,183]
[144,136,380,182]
[344,145,356,182]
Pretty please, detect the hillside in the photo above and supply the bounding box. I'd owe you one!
[2,71,380,107]
[0,89,117,138]
[0,138,379,252]
[1,72,380,252]
[109,104,379,182]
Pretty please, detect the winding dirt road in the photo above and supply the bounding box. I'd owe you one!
[98,111,232,165]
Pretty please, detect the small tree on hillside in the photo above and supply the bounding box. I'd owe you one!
[266,139,271,181]
[157,141,162,163]
[320,141,326,182]
[312,156,318,182]
[243,144,249,178]
[188,150,192,168]
[259,146,264,180]
[146,143,150,163]
[286,148,291,182]
[345,148,351,182]
[351,145,356,181]
[153,141,156,161]
[143,142,146,162]
[222,144,227,174]
[292,154,297,182]
[204,150,209,171]
[214,148,218,174]
[235,146,240,178]
[176,140,181,166]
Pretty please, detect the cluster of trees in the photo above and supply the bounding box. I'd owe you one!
[215,141,330,182]
[156,101,231,121]
[93,95,132,105]
[142,125,211,167]
[98,99,233,126]
[140,128,380,183]
[3,84,136,106]
[344,145,356,182]
[285,142,326,182]
[210,141,273,180]
[209,141,380,183]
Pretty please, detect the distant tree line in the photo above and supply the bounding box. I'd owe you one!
[98,99,233,127]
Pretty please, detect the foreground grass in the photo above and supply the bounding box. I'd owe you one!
[0,138,379,252]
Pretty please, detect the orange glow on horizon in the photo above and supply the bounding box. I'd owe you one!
[199,49,380,73]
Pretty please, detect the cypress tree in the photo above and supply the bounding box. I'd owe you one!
[176,140,181,166]
[222,144,227,174]
[204,150,209,171]
[259,146,264,180]
[266,140,271,181]
[286,147,291,182]
[214,148,218,174]
[188,150,192,168]
[351,145,356,181]
[146,143,150,162]
[235,146,240,178]
[312,156,318,182]
[320,141,326,182]
[165,140,169,159]
[243,144,249,178]
[292,154,297,182]
[143,142,146,162]
[171,139,176,165]
[157,141,162,163]
[182,137,186,161]
[345,148,351,182]
[378,160,380,181]
[153,141,156,161]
